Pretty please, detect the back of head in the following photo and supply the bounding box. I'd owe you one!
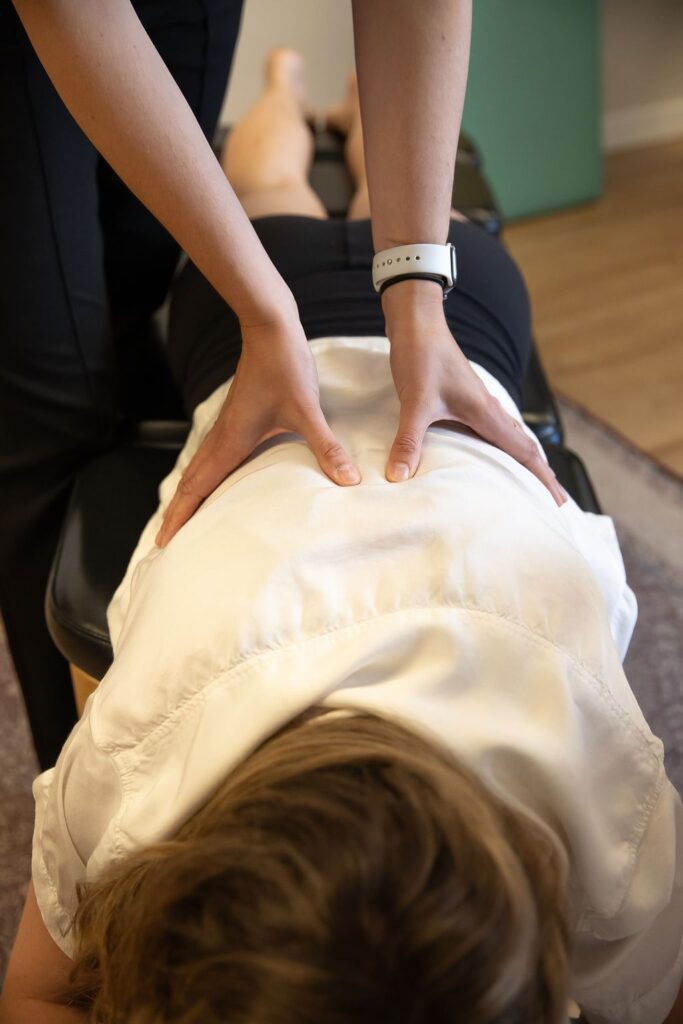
[69,711,569,1024]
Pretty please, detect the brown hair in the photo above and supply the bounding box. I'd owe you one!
[68,710,569,1023]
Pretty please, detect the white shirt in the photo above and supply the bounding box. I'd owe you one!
[32,337,683,1024]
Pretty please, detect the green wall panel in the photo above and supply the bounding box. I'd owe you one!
[461,0,602,220]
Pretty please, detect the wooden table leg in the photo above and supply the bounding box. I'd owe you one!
[70,664,98,718]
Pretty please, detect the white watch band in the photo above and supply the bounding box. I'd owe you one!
[372,242,457,295]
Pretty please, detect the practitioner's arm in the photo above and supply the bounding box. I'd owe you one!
[12,0,360,548]
[0,884,84,1023]
[351,0,469,254]
[351,1,563,505]
[12,0,288,327]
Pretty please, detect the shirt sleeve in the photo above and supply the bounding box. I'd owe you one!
[573,778,683,1024]
[31,702,122,958]
[556,500,638,662]
[469,362,638,663]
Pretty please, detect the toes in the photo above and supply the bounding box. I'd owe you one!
[265,48,307,103]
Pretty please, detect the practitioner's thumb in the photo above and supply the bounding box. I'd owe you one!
[386,406,428,482]
[301,409,361,487]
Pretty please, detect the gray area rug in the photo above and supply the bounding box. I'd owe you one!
[1,402,682,986]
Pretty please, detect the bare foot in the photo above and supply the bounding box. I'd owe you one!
[324,71,360,137]
[264,47,308,112]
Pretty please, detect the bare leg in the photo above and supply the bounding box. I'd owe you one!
[221,49,327,220]
[325,72,468,223]
[324,73,369,221]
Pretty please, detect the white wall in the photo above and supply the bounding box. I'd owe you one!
[220,0,355,125]
[602,0,683,151]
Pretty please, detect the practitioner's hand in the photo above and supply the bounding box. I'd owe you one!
[155,311,361,547]
[381,280,566,506]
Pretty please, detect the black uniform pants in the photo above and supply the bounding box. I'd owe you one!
[0,0,243,770]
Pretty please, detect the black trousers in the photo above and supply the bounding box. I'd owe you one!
[0,0,244,770]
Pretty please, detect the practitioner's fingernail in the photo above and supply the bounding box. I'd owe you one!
[389,462,410,481]
[336,463,360,484]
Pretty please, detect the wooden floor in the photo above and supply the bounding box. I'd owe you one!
[505,137,683,480]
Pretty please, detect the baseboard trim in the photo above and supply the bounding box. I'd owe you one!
[603,96,683,152]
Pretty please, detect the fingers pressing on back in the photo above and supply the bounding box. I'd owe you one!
[299,406,361,486]
[386,400,430,482]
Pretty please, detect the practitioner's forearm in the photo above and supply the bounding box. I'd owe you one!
[351,0,471,251]
[12,0,295,326]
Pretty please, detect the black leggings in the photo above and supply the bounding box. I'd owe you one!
[169,216,533,418]
[0,0,243,770]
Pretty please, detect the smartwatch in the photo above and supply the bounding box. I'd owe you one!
[372,242,457,297]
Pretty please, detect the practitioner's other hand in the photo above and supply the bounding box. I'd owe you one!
[155,311,361,547]
[381,279,566,507]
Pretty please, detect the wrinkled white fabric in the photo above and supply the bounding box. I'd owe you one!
[32,337,682,1024]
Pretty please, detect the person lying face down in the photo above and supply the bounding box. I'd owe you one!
[12,51,683,1024]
